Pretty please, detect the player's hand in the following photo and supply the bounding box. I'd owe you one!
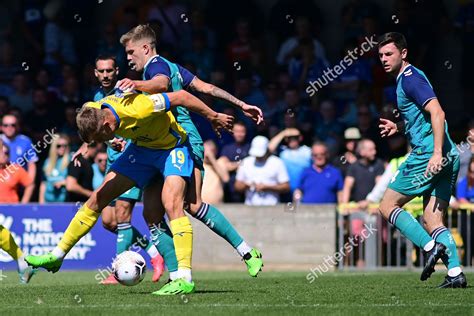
[425,152,444,177]
[71,143,89,167]
[109,137,127,152]
[211,113,234,138]
[379,118,397,138]
[242,103,264,125]
[116,78,136,92]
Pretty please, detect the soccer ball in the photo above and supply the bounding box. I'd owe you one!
[112,251,146,286]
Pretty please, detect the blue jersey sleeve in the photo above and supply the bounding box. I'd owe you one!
[144,59,172,80]
[401,69,437,107]
[177,64,196,88]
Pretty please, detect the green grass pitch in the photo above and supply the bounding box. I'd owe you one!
[0,270,472,315]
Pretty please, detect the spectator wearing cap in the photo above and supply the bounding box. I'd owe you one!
[220,122,250,202]
[294,141,343,204]
[333,127,360,176]
[268,128,311,193]
[235,136,290,205]
[0,143,34,203]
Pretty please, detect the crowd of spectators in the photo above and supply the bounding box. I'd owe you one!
[0,0,473,206]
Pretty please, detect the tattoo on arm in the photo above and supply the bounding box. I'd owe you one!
[190,80,245,108]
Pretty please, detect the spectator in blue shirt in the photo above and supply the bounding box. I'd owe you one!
[294,141,344,204]
[457,157,474,203]
[39,134,71,203]
[269,128,311,193]
[1,114,38,183]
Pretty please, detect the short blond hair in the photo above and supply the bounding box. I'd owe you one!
[76,104,105,143]
[120,24,156,49]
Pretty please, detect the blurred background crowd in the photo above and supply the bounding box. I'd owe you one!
[0,0,473,206]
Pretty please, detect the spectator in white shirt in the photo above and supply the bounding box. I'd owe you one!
[235,136,290,205]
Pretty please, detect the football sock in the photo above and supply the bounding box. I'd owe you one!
[192,203,244,250]
[236,241,252,257]
[145,242,160,258]
[169,216,193,277]
[388,208,433,250]
[17,255,28,272]
[0,225,23,260]
[177,268,192,282]
[116,223,133,254]
[431,226,462,276]
[149,222,178,273]
[169,271,179,280]
[131,226,151,251]
[56,204,100,258]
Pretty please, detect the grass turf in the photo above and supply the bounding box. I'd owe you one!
[0,270,472,315]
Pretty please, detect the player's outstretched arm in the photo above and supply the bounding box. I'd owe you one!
[165,90,234,135]
[188,77,264,125]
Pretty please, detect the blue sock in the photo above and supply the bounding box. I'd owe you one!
[431,226,461,271]
[149,221,178,273]
[388,208,433,249]
[193,203,243,248]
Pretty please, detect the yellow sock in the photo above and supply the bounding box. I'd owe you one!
[0,225,23,260]
[169,216,193,270]
[58,204,100,253]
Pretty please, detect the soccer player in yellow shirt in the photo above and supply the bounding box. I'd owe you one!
[25,90,233,295]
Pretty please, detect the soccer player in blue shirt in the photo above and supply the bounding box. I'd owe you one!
[377,32,466,288]
[116,25,264,292]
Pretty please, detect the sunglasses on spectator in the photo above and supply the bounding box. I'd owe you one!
[312,153,326,157]
[97,159,106,163]
[56,144,69,148]
[2,123,16,127]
